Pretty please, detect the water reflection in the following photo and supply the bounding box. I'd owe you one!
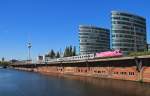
[49,74,150,96]
[0,69,149,96]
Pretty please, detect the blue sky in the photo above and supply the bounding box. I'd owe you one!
[0,0,149,60]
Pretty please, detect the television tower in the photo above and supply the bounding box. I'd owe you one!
[27,42,32,61]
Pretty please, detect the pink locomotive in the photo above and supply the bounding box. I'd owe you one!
[95,50,123,58]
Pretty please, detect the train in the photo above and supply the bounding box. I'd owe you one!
[40,50,123,63]
[95,50,123,58]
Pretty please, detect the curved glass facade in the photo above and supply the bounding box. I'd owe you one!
[111,11,147,54]
[148,44,150,51]
[79,25,110,55]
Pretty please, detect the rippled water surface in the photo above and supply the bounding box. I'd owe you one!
[0,69,149,96]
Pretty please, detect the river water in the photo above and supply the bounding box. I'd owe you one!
[0,69,149,96]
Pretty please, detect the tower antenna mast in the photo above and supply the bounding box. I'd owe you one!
[27,42,32,61]
[27,31,32,62]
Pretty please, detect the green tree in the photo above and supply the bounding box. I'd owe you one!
[73,46,76,56]
[2,57,5,62]
[50,49,55,58]
[56,51,60,58]
[63,45,76,57]
[64,46,69,57]
[128,51,150,56]
[69,45,73,56]
[0,61,10,68]
[46,49,56,59]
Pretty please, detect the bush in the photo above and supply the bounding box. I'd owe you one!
[0,61,11,66]
[128,51,150,56]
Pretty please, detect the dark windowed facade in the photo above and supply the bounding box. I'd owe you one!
[111,11,147,54]
[79,25,110,55]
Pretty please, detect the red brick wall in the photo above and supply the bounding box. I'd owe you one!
[13,65,150,83]
[111,67,138,81]
[142,67,150,82]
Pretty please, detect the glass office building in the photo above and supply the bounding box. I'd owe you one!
[79,25,110,55]
[111,11,147,54]
[148,44,150,51]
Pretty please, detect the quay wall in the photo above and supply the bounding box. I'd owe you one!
[12,56,150,83]
[13,66,150,83]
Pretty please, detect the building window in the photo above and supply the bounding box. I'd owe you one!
[120,72,127,75]
[129,72,135,75]
[78,69,80,72]
[114,72,119,74]
[85,70,87,72]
